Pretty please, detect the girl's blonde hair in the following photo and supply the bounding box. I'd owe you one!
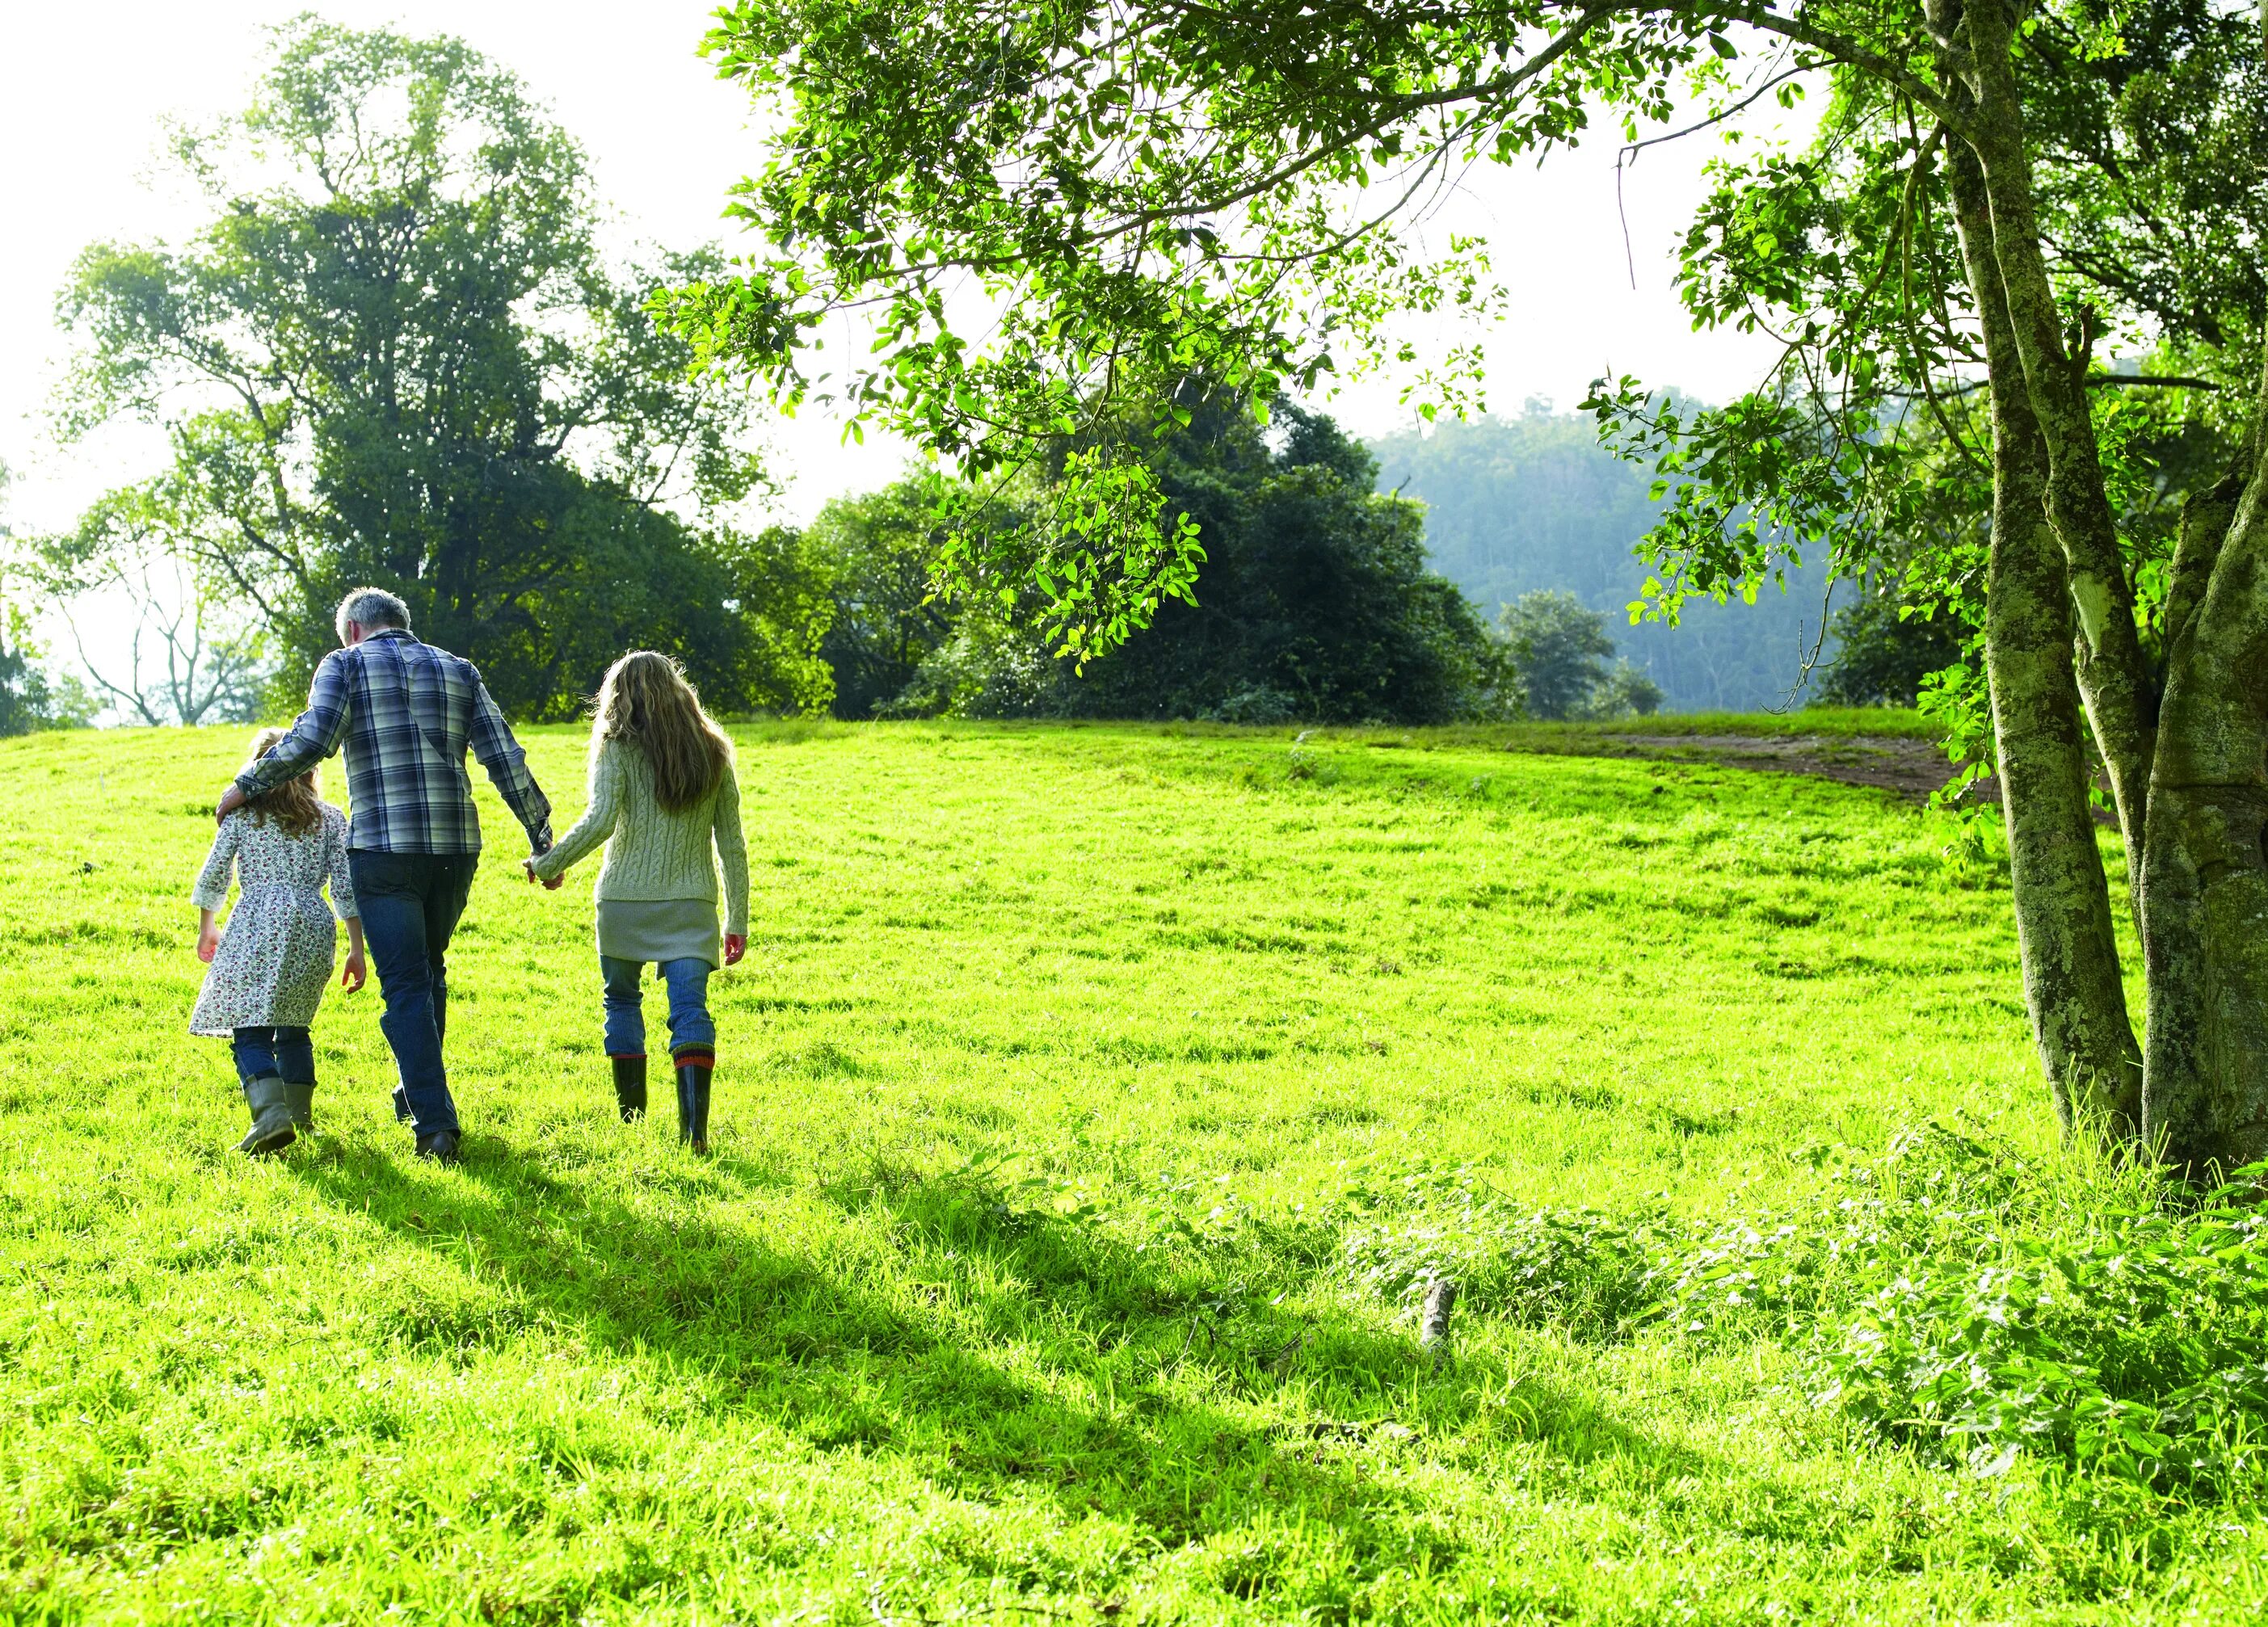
[240,726,323,836]
[591,651,732,813]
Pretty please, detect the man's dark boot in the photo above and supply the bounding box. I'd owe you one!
[610,1054,647,1122]
[414,1126,461,1166]
[674,1052,713,1154]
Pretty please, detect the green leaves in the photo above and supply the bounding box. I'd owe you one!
[48,19,806,718]
[674,0,1748,657]
[1809,1156,2268,1495]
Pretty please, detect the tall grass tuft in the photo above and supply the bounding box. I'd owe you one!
[1334,1125,2268,1497]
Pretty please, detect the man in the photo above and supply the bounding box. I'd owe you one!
[219,587,560,1163]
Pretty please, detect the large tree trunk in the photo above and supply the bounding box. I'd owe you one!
[1929,32,2144,1135]
[1942,0,2268,1169]
[2139,357,2268,1171]
[1958,0,2158,910]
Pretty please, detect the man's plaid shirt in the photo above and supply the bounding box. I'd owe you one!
[236,630,553,856]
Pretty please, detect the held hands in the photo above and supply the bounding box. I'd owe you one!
[724,933,746,967]
[522,856,565,891]
[340,948,368,993]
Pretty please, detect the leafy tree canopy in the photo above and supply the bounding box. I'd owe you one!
[57,17,823,718]
[1588,0,2265,653]
[671,0,1756,660]
[808,472,961,721]
[675,0,2258,676]
[1814,583,1966,708]
[818,400,1508,724]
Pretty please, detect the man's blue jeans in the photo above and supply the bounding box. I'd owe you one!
[232,1026,313,1087]
[601,956,715,1060]
[350,851,478,1136]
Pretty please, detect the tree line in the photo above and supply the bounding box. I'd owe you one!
[0,18,1674,735]
[804,394,1664,725]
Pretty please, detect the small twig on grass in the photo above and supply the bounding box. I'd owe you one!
[1420,1278,1458,1372]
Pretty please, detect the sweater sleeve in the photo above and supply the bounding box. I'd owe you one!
[531,742,621,881]
[713,760,750,938]
[191,817,240,911]
[324,807,359,920]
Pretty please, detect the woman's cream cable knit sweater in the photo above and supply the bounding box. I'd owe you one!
[531,738,750,935]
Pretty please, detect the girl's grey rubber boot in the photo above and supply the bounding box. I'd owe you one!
[237,1076,298,1155]
[283,1082,316,1132]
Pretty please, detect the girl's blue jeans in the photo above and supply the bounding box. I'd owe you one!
[232,1025,313,1086]
[600,956,715,1059]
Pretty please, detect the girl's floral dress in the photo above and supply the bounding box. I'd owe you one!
[189,806,357,1035]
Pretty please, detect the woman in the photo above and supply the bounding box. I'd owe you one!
[528,651,749,1152]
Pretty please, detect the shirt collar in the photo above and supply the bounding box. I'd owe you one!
[364,628,415,643]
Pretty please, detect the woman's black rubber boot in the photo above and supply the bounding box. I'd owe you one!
[610,1053,648,1122]
[674,1053,713,1154]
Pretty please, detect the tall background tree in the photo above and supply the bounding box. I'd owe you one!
[31,486,270,727]
[672,0,2268,1168]
[56,17,830,721]
[1496,591,1664,720]
[810,398,1512,722]
[808,470,964,720]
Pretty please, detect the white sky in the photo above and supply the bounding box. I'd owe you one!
[0,2,1799,697]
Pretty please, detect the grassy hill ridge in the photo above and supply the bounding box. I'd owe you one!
[4,722,2257,1622]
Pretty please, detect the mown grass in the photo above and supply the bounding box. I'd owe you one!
[2,719,2262,1623]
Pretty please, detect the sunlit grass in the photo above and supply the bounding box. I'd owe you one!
[2,720,2258,1622]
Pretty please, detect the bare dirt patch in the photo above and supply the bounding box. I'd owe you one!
[1565,732,1984,805]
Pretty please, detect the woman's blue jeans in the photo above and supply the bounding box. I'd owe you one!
[600,956,715,1060]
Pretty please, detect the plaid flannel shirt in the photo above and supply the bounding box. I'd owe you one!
[236,630,552,856]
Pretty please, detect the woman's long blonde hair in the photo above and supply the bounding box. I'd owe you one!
[591,651,732,813]
[240,726,324,836]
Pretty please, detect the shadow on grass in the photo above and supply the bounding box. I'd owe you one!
[286,1132,1836,1580]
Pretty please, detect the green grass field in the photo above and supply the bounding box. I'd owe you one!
[4,720,2263,1623]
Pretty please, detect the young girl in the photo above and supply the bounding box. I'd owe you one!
[191,726,367,1154]
[528,651,749,1152]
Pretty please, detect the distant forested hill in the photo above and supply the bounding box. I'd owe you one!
[1370,409,1841,713]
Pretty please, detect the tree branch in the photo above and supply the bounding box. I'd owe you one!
[1739,8,1975,140]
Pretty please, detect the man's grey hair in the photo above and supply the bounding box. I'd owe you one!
[335,586,411,643]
